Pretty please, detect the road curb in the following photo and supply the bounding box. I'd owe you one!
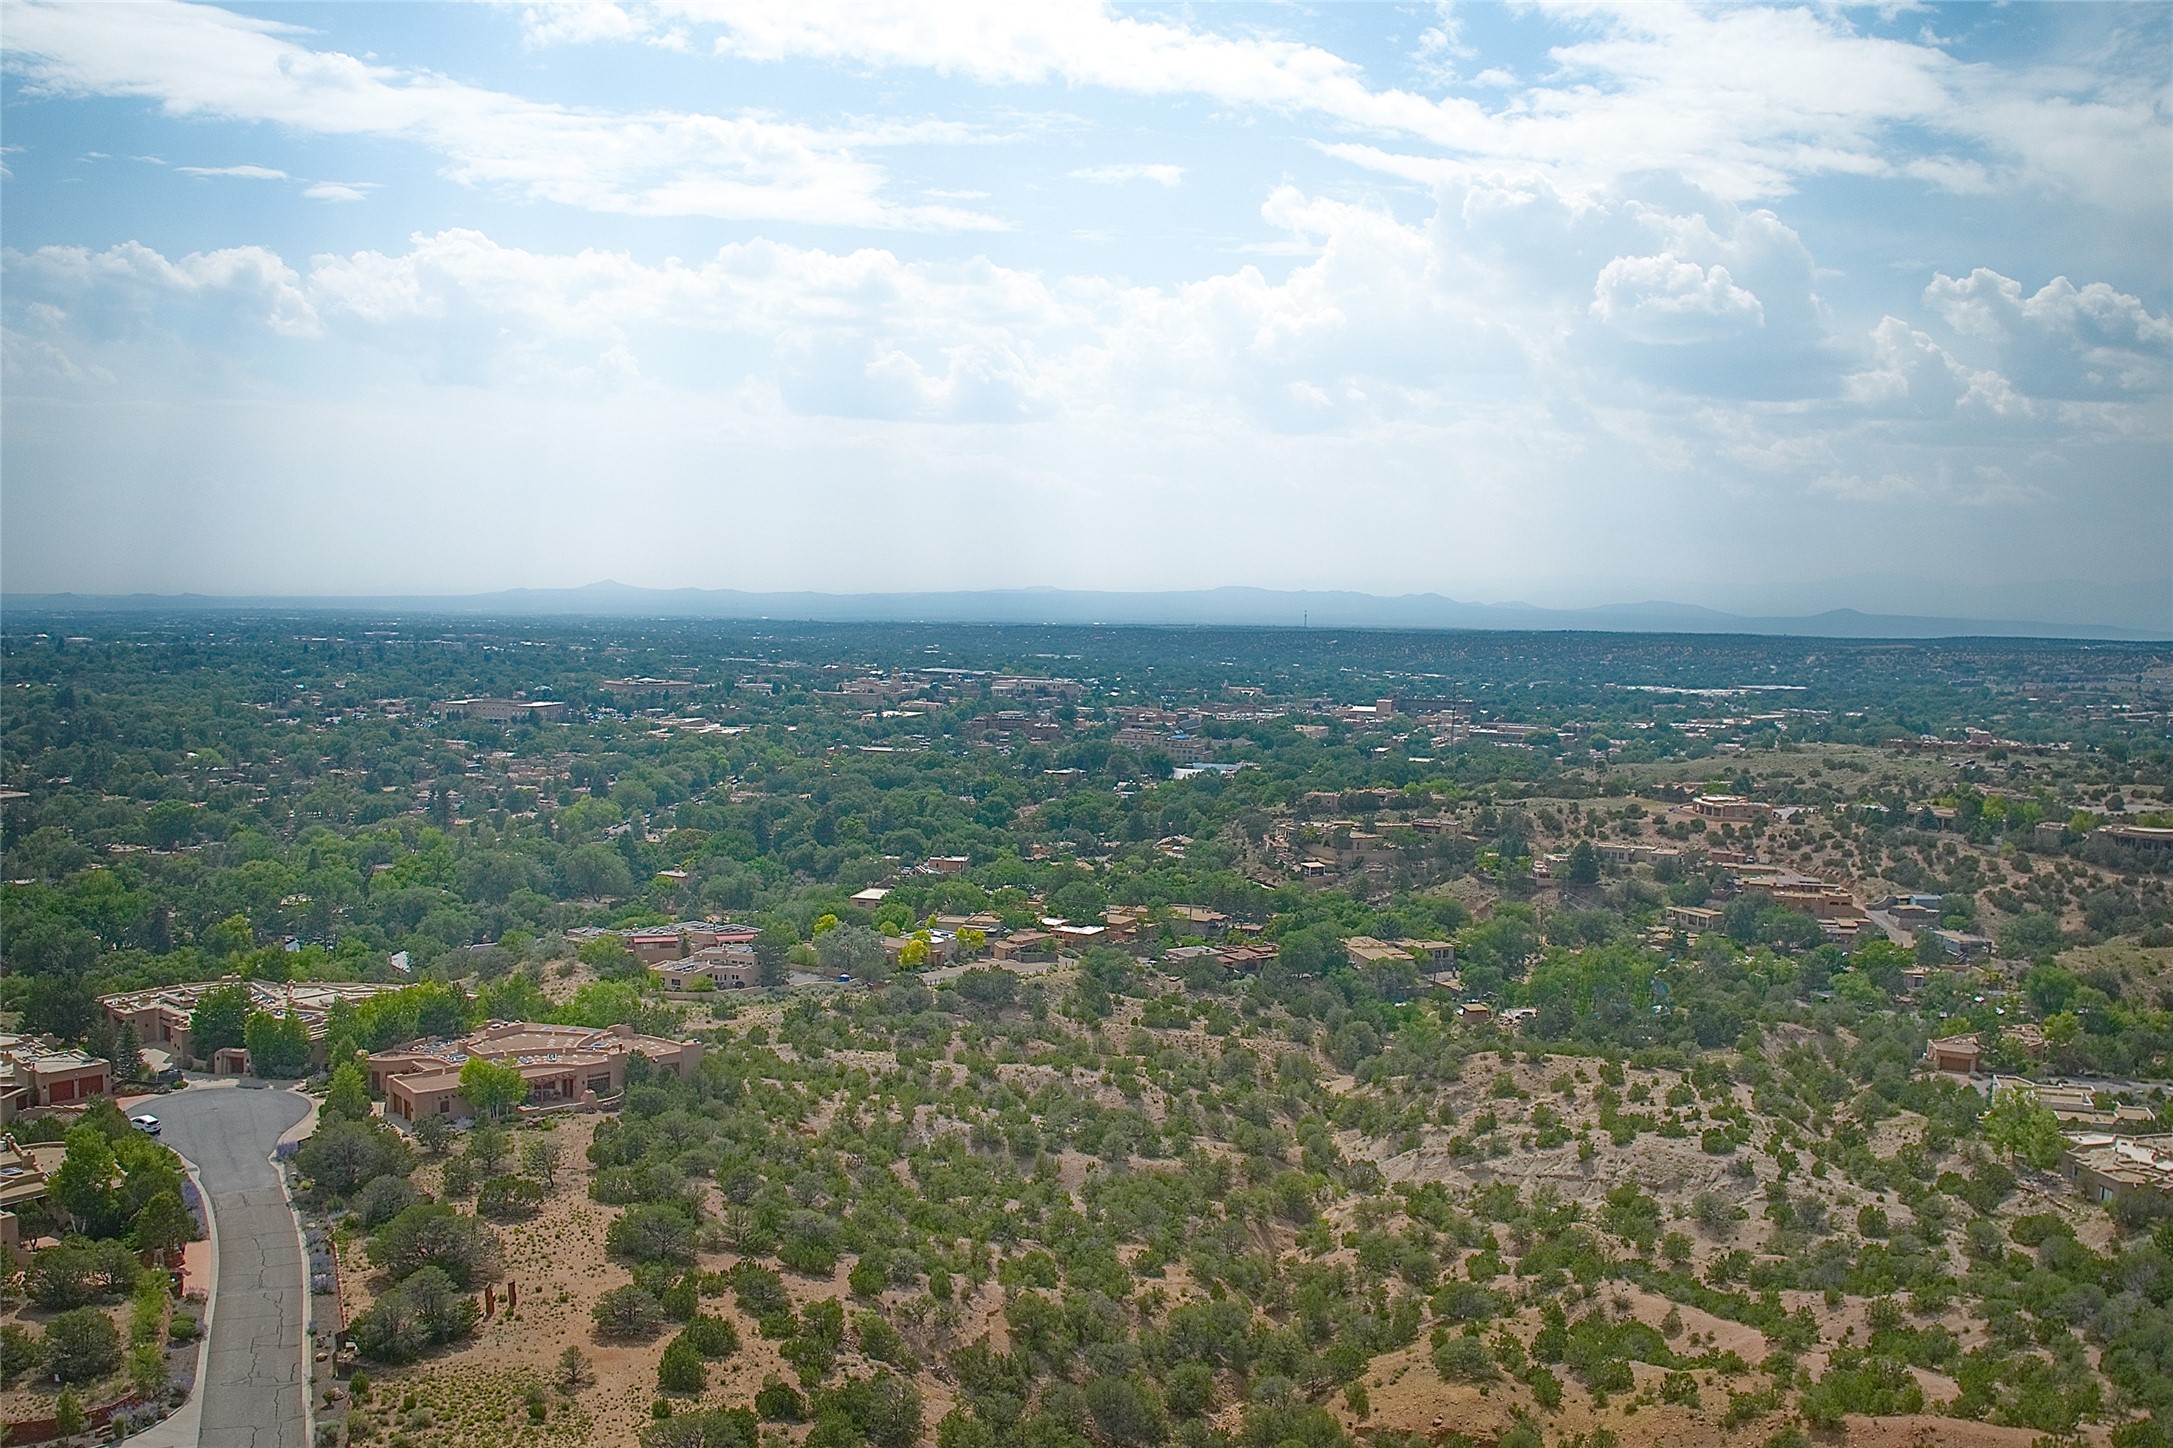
[116,1144,218,1448]
[274,1086,320,1448]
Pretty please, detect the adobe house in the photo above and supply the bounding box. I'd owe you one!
[2060,1134,2173,1207]
[0,1038,111,1110]
[1923,1034,1983,1074]
[99,979,402,1071]
[370,1022,702,1128]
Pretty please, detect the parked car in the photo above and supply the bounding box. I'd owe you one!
[130,1114,161,1137]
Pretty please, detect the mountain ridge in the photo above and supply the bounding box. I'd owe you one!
[6,583,2166,641]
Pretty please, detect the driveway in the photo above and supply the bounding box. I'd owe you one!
[146,1082,314,1448]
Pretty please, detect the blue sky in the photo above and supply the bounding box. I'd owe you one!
[3,1,2168,628]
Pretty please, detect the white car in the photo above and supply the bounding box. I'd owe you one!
[130,1114,161,1137]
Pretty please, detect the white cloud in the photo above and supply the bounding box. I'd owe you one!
[302,182,375,203]
[6,239,321,339]
[8,177,2164,565]
[1070,163,1183,187]
[1,0,1001,229]
[7,212,2166,601]
[503,0,656,47]
[1811,461,2038,507]
[2,325,114,383]
[1923,267,2171,395]
[175,162,287,180]
[1591,254,1763,344]
[1845,316,2025,419]
[562,0,2168,210]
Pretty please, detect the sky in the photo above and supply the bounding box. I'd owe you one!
[2,1,2169,629]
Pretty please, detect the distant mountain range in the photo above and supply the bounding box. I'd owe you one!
[6,582,2167,641]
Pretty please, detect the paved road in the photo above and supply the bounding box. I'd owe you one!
[151,1083,313,1448]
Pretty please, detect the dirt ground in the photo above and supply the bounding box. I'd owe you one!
[342,1113,993,1447]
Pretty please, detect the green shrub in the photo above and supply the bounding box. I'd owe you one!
[27,1237,141,1309]
[1800,1350,1923,1428]
[608,1204,699,1267]
[367,1204,499,1288]
[44,1307,123,1383]
[1432,1334,1495,1381]
[477,1174,545,1220]
[348,1267,479,1364]
[755,1376,807,1422]
[593,1285,668,1341]
[658,1337,707,1393]
[855,1310,913,1367]
[0,1324,41,1388]
[679,1314,740,1358]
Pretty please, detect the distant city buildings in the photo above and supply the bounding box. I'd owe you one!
[432,697,568,723]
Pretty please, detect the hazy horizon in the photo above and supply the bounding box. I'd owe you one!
[6,576,2169,640]
[3,2,2169,619]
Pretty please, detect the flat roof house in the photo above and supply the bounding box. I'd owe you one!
[1691,795,1770,822]
[0,1037,110,1113]
[2060,1134,2173,1206]
[100,979,403,1072]
[1663,904,1724,933]
[991,930,1054,962]
[1342,936,1413,967]
[1924,1034,1982,1074]
[1929,929,1994,961]
[370,1021,702,1128]
[653,955,762,992]
[2101,825,2173,856]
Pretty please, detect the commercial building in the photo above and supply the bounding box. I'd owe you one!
[370,1021,702,1127]
[600,678,702,697]
[431,698,568,723]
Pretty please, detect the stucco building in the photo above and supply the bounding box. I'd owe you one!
[369,1021,702,1127]
[2060,1134,2173,1207]
[99,979,402,1071]
[0,1036,111,1116]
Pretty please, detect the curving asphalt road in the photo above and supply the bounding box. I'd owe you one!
[149,1083,314,1448]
